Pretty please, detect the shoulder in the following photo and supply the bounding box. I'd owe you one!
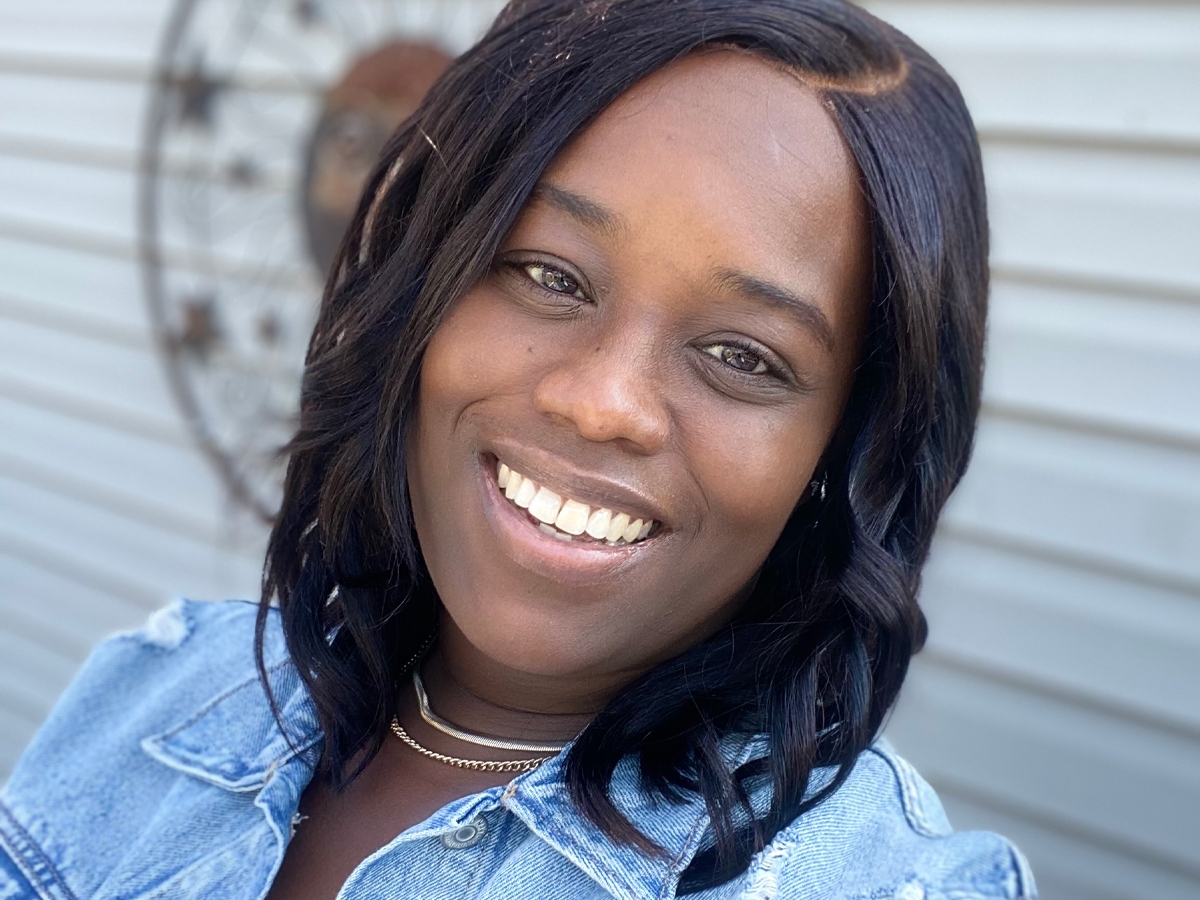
[737,741,1036,900]
[5,597,279,788]
[0,599,283,896]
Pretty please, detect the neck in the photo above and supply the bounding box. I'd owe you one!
[423,616,640,743]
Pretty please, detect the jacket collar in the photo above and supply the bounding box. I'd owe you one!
[501,735,762,900]
[141,653,760,900]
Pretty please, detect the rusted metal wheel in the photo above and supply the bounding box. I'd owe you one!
[138,0,500,521]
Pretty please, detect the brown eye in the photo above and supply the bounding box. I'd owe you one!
[704,343,769,374]
[525,264,585,299]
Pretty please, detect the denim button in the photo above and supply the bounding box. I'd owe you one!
[441,815,488,849]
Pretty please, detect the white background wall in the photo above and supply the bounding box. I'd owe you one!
[1,3,1197,898]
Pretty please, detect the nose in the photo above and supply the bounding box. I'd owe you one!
[532,341,670,454]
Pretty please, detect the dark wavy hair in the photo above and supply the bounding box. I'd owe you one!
[257,0,987,891]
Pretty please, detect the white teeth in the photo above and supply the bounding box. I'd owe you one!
[529,486,563,524]
[495,461,656,544]
[606,512,630,542]
[539,523,572,541]
[555,499,590,535]
[585,507,612,540]
[505,470,522,501]
[514,477,537,508]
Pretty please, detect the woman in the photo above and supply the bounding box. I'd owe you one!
[0,1,1035,898]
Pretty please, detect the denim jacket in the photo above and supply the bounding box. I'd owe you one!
[0,599,1035,900]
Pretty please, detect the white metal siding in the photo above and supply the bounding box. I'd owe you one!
[0,0,272,780]
[865,4,1200,898]
[1,3,1197,898]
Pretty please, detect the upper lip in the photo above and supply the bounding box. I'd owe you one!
[485,441,670,529]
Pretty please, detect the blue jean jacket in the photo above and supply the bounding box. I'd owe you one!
[0,599,1035,900]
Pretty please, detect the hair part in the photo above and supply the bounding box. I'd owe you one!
[258,0,987,891]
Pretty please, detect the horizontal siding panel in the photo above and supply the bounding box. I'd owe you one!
[0,705,39,782]
[0,526,164,611]
[0,316,186,428]
[0,237,152,332]
[0,474,265,602]
[0,396,240,531]
[0,450,266,560]
[0,152,317,283]
[887,658,1200,876]
[985,278,1200,442]
[945,415,1200,589]
[866,2,1200,142]
[0,0,165,64]
[0,74,145,153]
[985,142,1200,292]
[0,552,152,658]
[921,533,1200,734]
[0,154,138,244]
[933,788,1200,900]
[0,629,78,719]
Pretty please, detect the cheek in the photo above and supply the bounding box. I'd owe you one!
[689,407,822,540]
[419,288,531,413]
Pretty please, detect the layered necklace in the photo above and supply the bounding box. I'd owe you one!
[390,668,574,774]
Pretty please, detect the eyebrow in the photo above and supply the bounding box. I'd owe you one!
[714,268,836,353]
[530,183,626,238]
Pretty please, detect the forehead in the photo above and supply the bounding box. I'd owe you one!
[538,50,866,305]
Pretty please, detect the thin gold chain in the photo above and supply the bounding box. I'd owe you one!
[389,718,551,772]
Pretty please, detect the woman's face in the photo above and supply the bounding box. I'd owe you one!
[408,51,870,689]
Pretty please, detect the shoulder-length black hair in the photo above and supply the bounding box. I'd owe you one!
[258,0,987,891]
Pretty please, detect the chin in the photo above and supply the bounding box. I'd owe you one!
[446,588,629,678]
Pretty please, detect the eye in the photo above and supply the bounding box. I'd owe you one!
[703,343,769,375]
[524,263,586,300]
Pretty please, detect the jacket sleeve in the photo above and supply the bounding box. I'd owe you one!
[736,744,1038,900]
[0,599,271,900]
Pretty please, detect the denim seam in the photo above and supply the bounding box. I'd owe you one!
[0,801,78,900]
[141,657,316,789]
[866,746,941,838]
[658,812,708,900]
[544,824,662,900]
[1004,839,1037,900]
[152,658,293,743]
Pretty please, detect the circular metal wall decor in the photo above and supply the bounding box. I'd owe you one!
[139,0,502,521]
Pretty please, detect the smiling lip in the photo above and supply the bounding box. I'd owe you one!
[482,445,668,527]
[477,454,667,585]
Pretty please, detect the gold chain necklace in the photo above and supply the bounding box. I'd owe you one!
[389,648,562,773]
[389,718,552,772]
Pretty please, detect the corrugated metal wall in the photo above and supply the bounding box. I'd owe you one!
[1,2,1197,898]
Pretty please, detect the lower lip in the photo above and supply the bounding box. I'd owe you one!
[476,458,660,585]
